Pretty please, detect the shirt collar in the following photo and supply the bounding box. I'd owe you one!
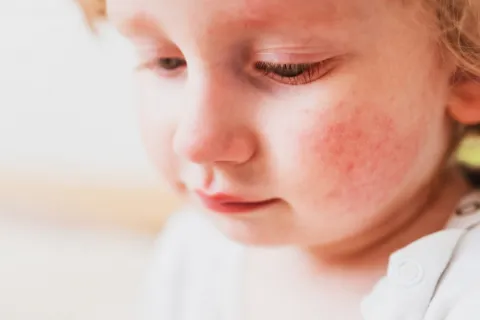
[361,191,480,320]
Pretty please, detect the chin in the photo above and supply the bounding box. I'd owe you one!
[208,212,292,247]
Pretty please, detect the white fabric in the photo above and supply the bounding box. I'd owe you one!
[139,209,244,320]
[362,191,480,320]
[142,193,480,319]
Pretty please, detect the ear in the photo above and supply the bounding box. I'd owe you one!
[448,80,480,125]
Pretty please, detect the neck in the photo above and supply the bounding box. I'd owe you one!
[303,167,472,275]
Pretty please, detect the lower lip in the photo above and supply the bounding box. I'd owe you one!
[197,196,279,214]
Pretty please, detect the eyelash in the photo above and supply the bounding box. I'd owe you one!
[254,61,328,85]
[140,58,330,85]
[138,58,186,75]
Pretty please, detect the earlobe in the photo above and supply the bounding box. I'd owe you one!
[448,80,480,125]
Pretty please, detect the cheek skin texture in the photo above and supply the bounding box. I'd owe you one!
[137,98,183,192]
[297,105,423,212]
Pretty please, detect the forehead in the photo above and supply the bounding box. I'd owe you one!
[109,0,385,37]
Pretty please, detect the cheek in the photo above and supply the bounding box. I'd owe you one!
[298,107,424,206]
[137,102,180,188]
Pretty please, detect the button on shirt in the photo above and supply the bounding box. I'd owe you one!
[361,191,480,320]
[141,192,480,320]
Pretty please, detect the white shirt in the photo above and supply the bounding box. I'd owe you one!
[141,192,480,320]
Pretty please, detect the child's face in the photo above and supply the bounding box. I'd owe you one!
[110,0,456,246]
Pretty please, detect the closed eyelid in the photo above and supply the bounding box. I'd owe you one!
[255,53,329,65]
[253,44,348,62]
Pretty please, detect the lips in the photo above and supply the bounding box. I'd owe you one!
[195,190,278,214]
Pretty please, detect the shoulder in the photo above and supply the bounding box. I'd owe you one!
[139,208,243,319]
[445,288,480,320]
[428,226,480,319]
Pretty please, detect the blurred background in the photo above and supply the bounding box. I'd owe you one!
[1,1,480,320]
[0,0,180,319]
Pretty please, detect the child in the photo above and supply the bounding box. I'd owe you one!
[108,0,480,318]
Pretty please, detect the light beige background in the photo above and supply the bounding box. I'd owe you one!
[0,1,178,318]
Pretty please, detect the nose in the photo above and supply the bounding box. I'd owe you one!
[173,75,256,165]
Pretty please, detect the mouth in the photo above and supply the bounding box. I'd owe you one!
[195,190,279,215]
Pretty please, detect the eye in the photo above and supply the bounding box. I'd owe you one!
[254,61,331,85]
[156,57,187,70]
[137,57,187,76]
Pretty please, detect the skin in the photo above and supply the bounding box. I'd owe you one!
[108,0,477,271]
[108,0,480,317]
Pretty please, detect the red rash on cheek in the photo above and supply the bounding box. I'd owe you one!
[306,107,421,204]
[323,116,393,175]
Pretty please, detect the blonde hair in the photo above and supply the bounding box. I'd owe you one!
[425,0,480,171]
[431,0,480,81]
